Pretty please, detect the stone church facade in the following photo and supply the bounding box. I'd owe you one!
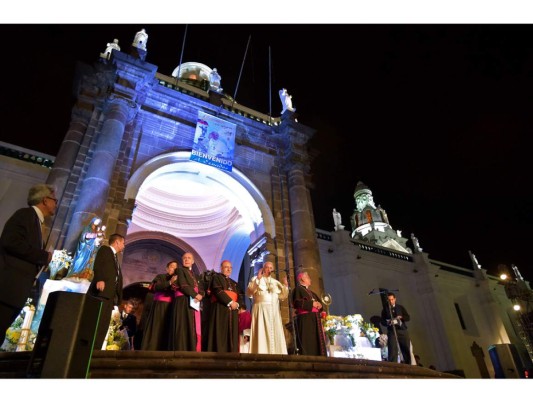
[41,43,323,320]
[1,34,531,378]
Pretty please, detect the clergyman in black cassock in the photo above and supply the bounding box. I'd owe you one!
[207,260,243,352]
[168,253,204,351]
[292,271,327,356]
[141,260,178,350]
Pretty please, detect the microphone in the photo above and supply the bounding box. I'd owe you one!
[368,288,399,295]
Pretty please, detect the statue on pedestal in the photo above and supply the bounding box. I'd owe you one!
[209,68,222,93]
[104,39,120,59]
[132,28,148,51]
[410,233,423,253]
[333,208,343,231]
[65,217,106,281]
[469,250,482,269]
[279,88,295,113]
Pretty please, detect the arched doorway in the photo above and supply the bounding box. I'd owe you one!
[123,151,275,283]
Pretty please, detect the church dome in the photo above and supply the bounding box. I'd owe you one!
[354,181,369,193]
[171,62,213,83]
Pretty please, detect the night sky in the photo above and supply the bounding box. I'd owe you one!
[1,24,532,283]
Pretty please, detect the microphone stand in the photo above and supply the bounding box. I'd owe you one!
[288,285,300,355]
[369,288,404,363]
[386,298,404,363]
[284,275,298,355]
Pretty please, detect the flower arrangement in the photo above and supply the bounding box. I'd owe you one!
[361,321,380,345]
[0,299,37,352]
[322,315,343,344]
[322,313,379,348]
[2,316,23,352]
[48,249,74,280]
[105,308,129,350]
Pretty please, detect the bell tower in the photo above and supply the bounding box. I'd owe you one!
[350,181,410,253]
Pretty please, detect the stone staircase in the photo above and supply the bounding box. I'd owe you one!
[1,350,460,379]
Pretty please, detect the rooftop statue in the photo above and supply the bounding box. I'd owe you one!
[104,39,120,60]
[132,28,148,51]
[209,68,222,93]
[279,88,296,113]
[411,233,423,253]
[468,250,482,269]
[333,208,343,231]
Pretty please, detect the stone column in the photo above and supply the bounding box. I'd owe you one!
[287,167,324,295]
[64,96,136,251]
[115,198,136,237]
[47,112,89,199]
[45,111,89,248]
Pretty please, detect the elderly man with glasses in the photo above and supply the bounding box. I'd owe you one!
[0,183,58,344]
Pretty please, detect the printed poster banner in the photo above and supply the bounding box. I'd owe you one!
[190,111,236,172]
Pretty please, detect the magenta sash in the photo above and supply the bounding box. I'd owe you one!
[295,307,319,315]
[153,292,173,302]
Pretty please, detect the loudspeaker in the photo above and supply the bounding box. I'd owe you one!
[27,291,102,378]
[488,343,525,378]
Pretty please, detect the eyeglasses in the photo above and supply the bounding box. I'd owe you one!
[45,196,58,205]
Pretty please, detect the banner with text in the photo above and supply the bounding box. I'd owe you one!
[190,111,236,172]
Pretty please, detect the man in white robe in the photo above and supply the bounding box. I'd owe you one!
[246,261,288,354]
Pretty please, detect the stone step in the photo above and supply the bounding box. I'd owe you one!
[0,350,460,379]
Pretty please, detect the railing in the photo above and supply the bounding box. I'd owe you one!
[316,230,332,241]
[0,142,54,169]
[315,230,413,261]
[357,242,413,262]
[155,72,281,127]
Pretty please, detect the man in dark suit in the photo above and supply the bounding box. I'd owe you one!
[0,184,57,344]
[381,292,412,364]
[120,300,137,349]
[87,233,125,350]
